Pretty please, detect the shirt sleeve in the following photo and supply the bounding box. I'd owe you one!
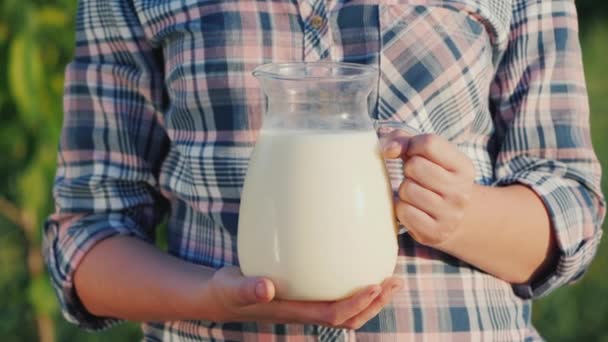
[42,0,169,330]
[489,0,605,299]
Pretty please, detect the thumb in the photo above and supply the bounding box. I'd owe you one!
[230,276,276,306]
[381,135,411,160]
[379,128,414,160]
[381,139,404,159]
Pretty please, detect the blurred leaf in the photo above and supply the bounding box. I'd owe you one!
[28,274,58,317]
[42,44,60,67]
[8,32,44,130]
[16,152,48,231]
[0,226,25,281]
[0,218,37,340]
[51,71,64,89]
[0,23,7,43]
[0,0,28,44]
[0,119,28,163]
[34,7,67,28]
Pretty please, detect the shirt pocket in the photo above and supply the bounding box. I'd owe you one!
[377,3,494,141]
[140,0,303,133]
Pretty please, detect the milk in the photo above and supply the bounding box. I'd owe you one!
[238,129,398,301]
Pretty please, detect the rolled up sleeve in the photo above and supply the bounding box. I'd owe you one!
[42,0,169,329]
[490,0,605,299]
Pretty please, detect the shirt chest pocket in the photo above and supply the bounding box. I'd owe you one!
[154,1,303,133]
[377,3,495,140]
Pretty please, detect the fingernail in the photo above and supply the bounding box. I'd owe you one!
[255,281,267,299]
[383,141,400,153]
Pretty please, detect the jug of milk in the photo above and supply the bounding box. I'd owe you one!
[238,62,398,301]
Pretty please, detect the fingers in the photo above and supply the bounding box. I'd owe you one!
[398,179,445,218]
[402,155,453,195]
[243,286,376,325]
[380,129,414,160]
[223,271,402,328]
[320,285,382,327]
[395,201,443,245]
[217,267,404,330]
[383,132,474,180]
[339,277,404,330]
[406,134,471,174]
[243,299,331,325]
[240,285,388,327]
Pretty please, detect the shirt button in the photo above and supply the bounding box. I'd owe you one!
[309,15,324,29]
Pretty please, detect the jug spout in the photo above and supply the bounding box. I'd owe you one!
[252,62,378,131]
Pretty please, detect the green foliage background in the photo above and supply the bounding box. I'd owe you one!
[0,1,606,341]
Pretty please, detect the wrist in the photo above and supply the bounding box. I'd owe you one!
[164,262,217,321]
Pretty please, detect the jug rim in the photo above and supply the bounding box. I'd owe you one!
[252,62,377,82]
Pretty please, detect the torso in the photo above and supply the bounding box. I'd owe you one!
[132,1,542,340]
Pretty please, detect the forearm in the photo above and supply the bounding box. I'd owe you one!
[438,184,557,284]
[74,236,215,322]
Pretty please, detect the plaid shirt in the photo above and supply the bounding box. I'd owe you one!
[44,0,605,340]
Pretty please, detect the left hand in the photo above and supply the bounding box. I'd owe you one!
[380,131,476,248]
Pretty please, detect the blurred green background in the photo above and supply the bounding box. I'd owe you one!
[0,1,606,341]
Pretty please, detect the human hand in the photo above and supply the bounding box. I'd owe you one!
[381,130,476,247]
[203,266,404,329]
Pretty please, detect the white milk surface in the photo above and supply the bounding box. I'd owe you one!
[238,129,398,301]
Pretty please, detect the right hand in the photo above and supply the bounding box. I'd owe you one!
[204,266,404,330]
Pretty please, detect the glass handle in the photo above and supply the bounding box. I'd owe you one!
[372,120,422,235]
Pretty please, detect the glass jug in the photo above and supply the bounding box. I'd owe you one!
[237,62,399,301]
